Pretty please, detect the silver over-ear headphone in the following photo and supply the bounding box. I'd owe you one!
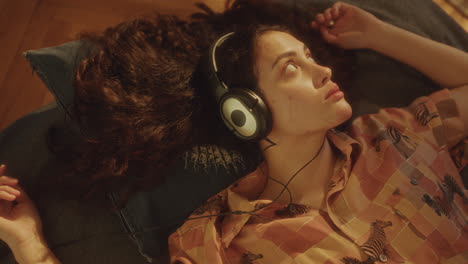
[204,32,272,141]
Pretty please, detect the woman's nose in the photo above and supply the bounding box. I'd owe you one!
[313,65,332,89]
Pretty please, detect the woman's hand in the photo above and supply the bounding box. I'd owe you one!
[0,164,43,247]
[0,164,60,264]
[310,2,385,49]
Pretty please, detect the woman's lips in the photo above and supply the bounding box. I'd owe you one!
[325,84,343,101]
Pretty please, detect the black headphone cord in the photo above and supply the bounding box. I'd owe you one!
[258,137,326,211]
[259,137,293,202]
[262,136,277,152]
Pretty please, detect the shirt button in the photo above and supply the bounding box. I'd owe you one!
[410,178,419,185]
[379,254,388,262]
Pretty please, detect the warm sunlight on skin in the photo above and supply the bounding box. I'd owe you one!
[254,31,352,137]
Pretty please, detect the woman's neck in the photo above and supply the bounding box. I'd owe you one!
[258,130,337,209]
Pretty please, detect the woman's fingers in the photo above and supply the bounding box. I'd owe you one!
[315,13,325,24]
[0,164,6,175]
[0,176,18,185]
[324,8,332,21]
[0,174,21,201]
[311,21,316,29]
[312,2,347,32]
[0,185,20,201]
[319,26,338,44]
[0,191,17,201]
[0,185,20,196]
[331,2,342,19]
[314,4,341,29]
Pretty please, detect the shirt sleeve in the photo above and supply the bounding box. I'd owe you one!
[167,193,228,264]
[407,88,466,149]
[168,222,226,264]
[168,232,195,264]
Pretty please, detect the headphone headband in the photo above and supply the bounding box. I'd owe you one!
[205,32,235,103]
[211,32,235,73]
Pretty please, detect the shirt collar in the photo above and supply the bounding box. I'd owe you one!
[220,129,361,247]
[220,162,268,247]
[327,128,361,161]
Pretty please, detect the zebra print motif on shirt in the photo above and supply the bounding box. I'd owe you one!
[422,175,468,217]
[387,126,417,159]
[414,102,438,126]
[341,220,393,264]
[192,195,224,215]
[450,141,465,169]
[341,257,375,264]
[275,203,312,218]
[361,220,393,261]
[443,175,467,203]
[372,126,417,159]
[240,251,263,264]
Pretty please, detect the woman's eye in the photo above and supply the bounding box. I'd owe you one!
[285,63,298,73]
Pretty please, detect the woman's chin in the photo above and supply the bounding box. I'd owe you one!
[335,99,353,124]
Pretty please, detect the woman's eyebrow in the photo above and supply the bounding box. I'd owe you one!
[271,51,296,69]
[271,44,309,69]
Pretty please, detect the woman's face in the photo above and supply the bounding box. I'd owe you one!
[254,30,352,136]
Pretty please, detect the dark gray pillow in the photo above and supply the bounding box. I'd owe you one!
[22,40,94,119]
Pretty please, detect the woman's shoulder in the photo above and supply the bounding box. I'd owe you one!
[349,89,465,149]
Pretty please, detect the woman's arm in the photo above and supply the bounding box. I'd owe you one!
[9,238,60,264]
[311,2,468,88]
[368,22,468,89]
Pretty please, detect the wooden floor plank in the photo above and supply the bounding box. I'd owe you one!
[0,3,69,129]
[434,0,468,30]
[0,0,40,96]
[44,0,224,17]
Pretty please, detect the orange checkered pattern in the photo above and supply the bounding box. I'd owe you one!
[169,89,468,264]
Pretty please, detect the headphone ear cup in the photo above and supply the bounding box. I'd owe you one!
[219,89,271,141]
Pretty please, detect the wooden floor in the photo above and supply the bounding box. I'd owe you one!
[434,0,468,28]
[0,0,224,130]
[0,0,467,131]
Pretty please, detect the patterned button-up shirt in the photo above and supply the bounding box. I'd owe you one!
[169,89,468,264]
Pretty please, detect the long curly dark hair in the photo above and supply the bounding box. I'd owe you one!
[44,0,355,207]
